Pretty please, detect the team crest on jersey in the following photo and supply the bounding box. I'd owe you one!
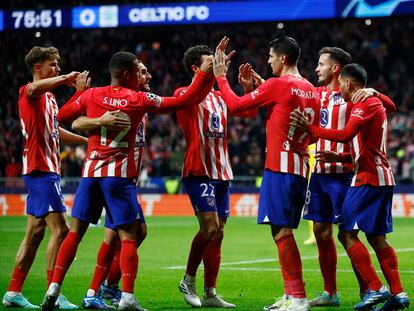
[320,108,329,127]
[332,93,343,105]
[146,93,162,107]
[211,112,220,131]
[283,140,291,151]
[207,197,215,207]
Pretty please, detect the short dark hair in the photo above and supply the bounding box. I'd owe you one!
[25,46,60,73]
[109,51,139,76]
[183,45,214,76]
[340,63,367,86]
[269,36,300,65]
[319,47,352,67]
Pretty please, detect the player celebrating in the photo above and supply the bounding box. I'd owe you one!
[67,62,152,310]
[2,46,88,310]
[304,47,397,307]
[176,41,256,309]
[291,63,409,311]
[40,51,213,311]
[213,36,320,311]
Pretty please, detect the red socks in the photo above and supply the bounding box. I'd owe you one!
[106,245,122,286]
[351,261,369,294]
[52,231,82,285]
[347,241,382,291]
[120,239,138,293]
[275,234,306,298]
[89,241,117,292]
[7,267,28,292]
[186,231,211,277]
[316,238,337,295]
[376,246,403,295]
[203,238,222,288]
[46,269,54,289]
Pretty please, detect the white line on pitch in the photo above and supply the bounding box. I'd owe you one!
[165,247,414,270]
[218,268,414,274]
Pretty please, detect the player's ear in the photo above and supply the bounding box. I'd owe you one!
[280,54,287,65]
[332,64,341,75]
[34,63,42,74]
[191,64,199,74]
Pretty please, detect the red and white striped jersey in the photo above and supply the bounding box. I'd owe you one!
[134,115,146,178]
[314,86,353,174]
[309,97,395,187]
[18,83,61,175]
[216,74,320,179]
[175,88,233,180]
[348,99,395,187]
[57,71,208,178]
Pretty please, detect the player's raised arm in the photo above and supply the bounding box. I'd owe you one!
[145,56,214,114]
[27,71,80,99]
[214,50,272,113]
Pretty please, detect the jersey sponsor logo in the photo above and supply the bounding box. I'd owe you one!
[211,112,220,131]
[291,88,316,99]
[320,108,329,127]
[137,122,145,141]
[103,97,128,107]
[146,92,162,107]
[204,131,225,138]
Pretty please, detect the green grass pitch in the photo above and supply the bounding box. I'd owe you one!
[0,216,413,310]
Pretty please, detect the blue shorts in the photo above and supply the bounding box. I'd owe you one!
[182,177,230,218]
[258,170,307,228]
[72,177,144,229]
[340,185,393,235]
[303,173,352,223]
[23,172,66,218]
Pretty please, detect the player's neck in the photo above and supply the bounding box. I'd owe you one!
[326,79,340,91]
[280,66,300,77]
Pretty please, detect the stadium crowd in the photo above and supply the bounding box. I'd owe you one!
[0,16,413,183]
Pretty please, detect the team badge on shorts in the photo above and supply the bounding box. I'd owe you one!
[207,197,215,207]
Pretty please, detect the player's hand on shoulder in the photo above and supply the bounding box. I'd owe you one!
[200,55,214,73]
[238,63,254,93]
[62,71,80,88]
[351,88,379,103]
[99,110,131,130]
[290,108,310,132]
[315,150,340,163]
[76,70,91,92]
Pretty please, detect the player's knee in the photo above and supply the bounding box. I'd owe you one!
[202,225,219,240]
[337,230,347,245]
[54,225,69,243]
[314,223,332,240]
